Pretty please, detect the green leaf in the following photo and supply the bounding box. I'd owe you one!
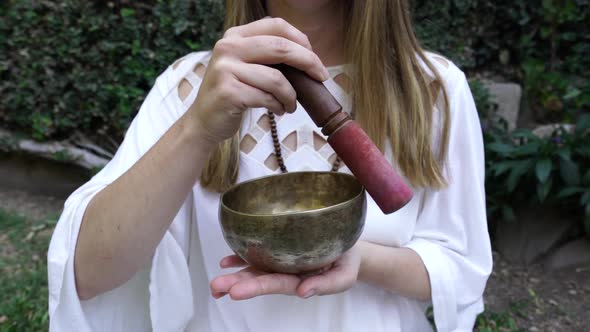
[507,160,533,192]
[558,187,585,198]
[185,39,201,50]
[490,161,519,176]
[560,158,581,186]
[563,88,581,100]
[576,146,590,158]
[540,26,552,38]
[502,206,516,221]
[487,205,499,217]
[513,141,541,156]
[511,129,537,140]
[576,114,590,133]
[487,142,515,154]
[120,8,135,18]
[537,178,552,202]
[535,158,552,183]
[557,148,572,161]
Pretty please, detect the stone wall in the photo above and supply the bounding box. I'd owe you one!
[0,152,90,199]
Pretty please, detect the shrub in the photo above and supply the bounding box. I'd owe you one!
[1,0,588,145]
[482,113,590,236]
[0,0,224,145]
[413,0,590,123]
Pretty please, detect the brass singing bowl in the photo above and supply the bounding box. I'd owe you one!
[219,172,367,274]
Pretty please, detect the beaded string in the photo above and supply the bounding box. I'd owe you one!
[267,111,343,173]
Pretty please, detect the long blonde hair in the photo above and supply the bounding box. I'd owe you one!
[200,0,450,192]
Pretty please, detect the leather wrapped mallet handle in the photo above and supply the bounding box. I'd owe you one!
[274,64,413,214]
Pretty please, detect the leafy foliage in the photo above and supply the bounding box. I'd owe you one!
[419,0,590,235]
[475,307,524,332]
[1,1,588,145]
[413,0,590,124]
[481,110,590,235]
[413,0,590,74]
[0,0,223,144]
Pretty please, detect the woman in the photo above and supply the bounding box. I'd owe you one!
[48,0,492,331]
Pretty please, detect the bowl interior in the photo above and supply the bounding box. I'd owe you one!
[221,172,363,216]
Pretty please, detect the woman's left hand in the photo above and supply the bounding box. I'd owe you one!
[210,244,363,300]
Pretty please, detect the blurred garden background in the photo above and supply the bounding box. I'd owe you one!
[1,0,589,331]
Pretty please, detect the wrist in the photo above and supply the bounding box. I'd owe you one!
[356,241,403,283]
[356,240,373,282]
[180,110,218,153]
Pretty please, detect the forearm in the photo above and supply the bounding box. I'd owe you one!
[357,241,431,301]
[74,111,215,300]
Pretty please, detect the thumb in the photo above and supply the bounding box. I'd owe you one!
[296,264,356,298]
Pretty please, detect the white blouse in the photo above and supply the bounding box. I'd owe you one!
[48,51,492,332]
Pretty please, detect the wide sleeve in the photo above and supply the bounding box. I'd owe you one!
[47,52,209,331]
[403,70,493,332]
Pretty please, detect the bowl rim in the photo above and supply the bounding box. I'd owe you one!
[220,171,366,218]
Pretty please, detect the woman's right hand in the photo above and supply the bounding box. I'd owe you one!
[188,17,330,144]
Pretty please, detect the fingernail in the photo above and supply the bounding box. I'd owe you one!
[213,292,227,299]
[322,68,330,81]
[303,289,316,299]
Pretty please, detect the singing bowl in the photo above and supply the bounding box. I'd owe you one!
[219,172,367,274]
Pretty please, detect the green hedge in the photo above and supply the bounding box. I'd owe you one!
[415,1,588,71]
[0,0,224,143]
[1,1,588,144]
[413,0,590,124]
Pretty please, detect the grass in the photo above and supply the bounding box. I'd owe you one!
[427,304,523,332]
[0,209,54,332]
[475,305,525,332]
[0,208,523,331]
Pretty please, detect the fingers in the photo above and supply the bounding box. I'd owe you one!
[192,16,328,144]
[210,267,262,298]
[215,16,328,82]
[239,35,329,81]
[298,264,333,279]
[214,36,328,82]
[228,273,302,300]
[211,247,361,301]
[233,64,298,113]
[219,255,248,269]
[224,17,312,50]
[210,268,301,301]
[225,80,286,115]
[296,263,356,298]
[297,250,361,298]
